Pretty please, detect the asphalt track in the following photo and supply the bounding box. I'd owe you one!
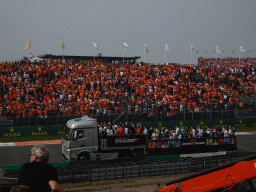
[0,134,255,166]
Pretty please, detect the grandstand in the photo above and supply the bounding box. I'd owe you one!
[0,57,256,124]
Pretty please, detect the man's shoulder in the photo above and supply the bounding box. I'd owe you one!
[32,162,57,171]
[20,162,32,169]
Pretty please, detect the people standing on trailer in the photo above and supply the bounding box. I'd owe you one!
[198,127,203,138]
[172,130,176,139]
[212,126,216,136]
[228,125,232,136]
[223,128,229,137]
[158,128,164,140]
[148,127,154,140]
[217,126,222,136]
[175,126,180,135]
[137,125,142,135]
[101,128,107,148]
[209,129,214,137]
[129,123,135,135]
[113,124,118,135]
[124,124,129,135]
[231,126,236,136]
[106,126,113,136]
[206,128,210,136]
[118,124,124,135]
[165,130,170,139]
[98,124,102,135]
[143,126,148,135]
[177,130,182,139]
[191,127,195,138]
[180,127,185,135]
[151,129,159,140]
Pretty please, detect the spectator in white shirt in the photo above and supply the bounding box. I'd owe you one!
[224,128,229,137]
[106,126,113,136]
[98,125,102,135]
[198,127,203,137]
[175,126,180,135]
[143,127,148,135]
[124,125,129,135]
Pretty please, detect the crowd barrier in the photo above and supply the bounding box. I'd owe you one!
[0,155,250,187]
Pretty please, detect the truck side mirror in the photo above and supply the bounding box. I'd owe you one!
[73,131,78,140]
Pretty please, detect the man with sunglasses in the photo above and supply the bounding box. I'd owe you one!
[18,145,64,192]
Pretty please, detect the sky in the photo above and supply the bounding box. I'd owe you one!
[0,0,256,64]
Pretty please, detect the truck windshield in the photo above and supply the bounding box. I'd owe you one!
[63,127,72,140]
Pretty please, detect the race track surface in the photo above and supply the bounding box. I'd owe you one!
[0,134,255,166]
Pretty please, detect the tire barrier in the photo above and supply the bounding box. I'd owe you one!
[0,155,243,187]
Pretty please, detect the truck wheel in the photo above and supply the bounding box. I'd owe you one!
[78,154,90,161]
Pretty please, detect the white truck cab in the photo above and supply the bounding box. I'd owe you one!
[62,116,147,161]
[62,116,100,161]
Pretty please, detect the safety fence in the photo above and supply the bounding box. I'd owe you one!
[0,155,244,187]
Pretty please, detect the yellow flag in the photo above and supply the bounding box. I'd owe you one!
[61,40,66,50]
[24,39,31,50]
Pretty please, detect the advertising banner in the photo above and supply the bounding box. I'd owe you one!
[147,136,236,151]
[107,135,147,147]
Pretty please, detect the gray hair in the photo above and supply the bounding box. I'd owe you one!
[31,145,49,162]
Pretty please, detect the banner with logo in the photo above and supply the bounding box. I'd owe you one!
[147,136,236,154]
[106,135,147,147]
[0,125,65,138]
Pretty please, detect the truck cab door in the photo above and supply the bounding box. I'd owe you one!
[72,129,85,148]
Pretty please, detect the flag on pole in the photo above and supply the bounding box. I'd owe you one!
[94,41,98,50]
[191,44,194,52]
[29,53,34,59]
[61,40,66,50]
[240,46,246,53]
[216,45,221,54]
[145,43,148,53]
[123,42,128,49]
[24,39,31,50]
[165,43,169,52]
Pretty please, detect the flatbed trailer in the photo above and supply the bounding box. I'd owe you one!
[62,116,237,161]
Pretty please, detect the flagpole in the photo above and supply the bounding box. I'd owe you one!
[144,49,145,63]
[93,41,95,63]
[191,49,192,64]
[215,45,217,65]
[239,46,240,66]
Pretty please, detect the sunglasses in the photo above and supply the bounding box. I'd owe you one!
[29,154,36,157]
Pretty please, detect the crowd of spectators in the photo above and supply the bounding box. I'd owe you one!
[0,57,256,120]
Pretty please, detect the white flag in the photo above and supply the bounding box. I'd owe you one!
[94,41,98,50]
[216,45,221,54]
[165,43,169,52]
[144,43,148,52]
[123,42,128,49]
[239,46,246,53]
[191,44,194,52]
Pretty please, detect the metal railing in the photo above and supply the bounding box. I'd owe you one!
[0,156,243,187]
[8,105,256,126]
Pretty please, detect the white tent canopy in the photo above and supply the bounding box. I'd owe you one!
[29,58,43,63]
